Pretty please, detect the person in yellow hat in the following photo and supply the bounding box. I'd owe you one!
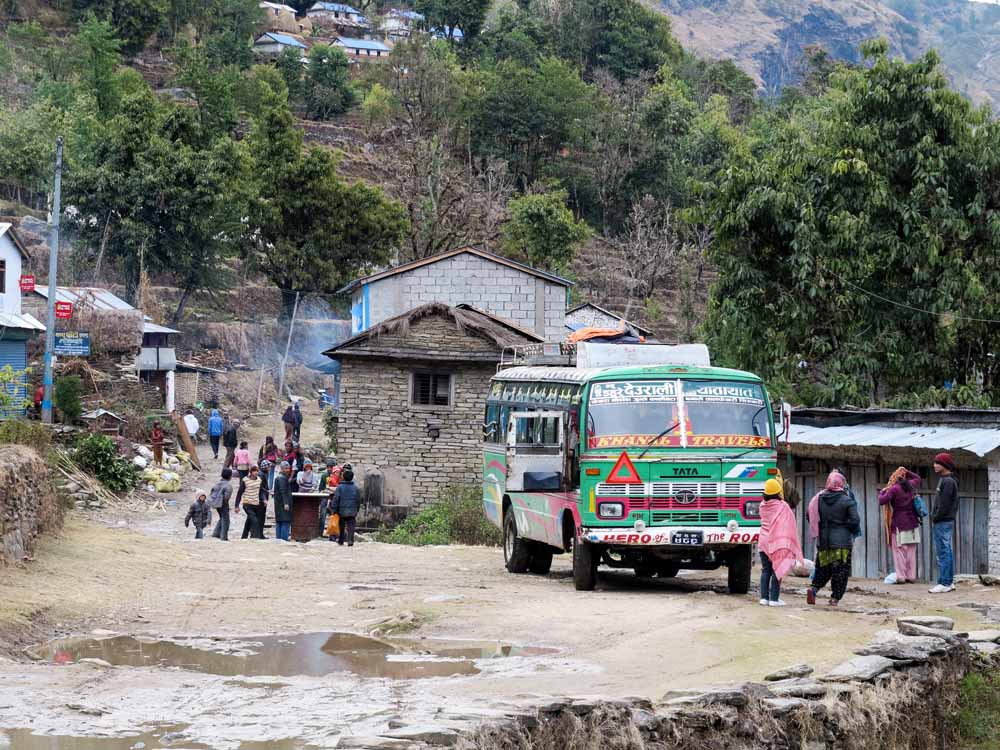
[757,477,804,607]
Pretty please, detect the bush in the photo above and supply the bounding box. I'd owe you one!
[0,420,51,451]
[956,670,1000,748]
[54,376,83,423]
[323,407,338,450]
[378,485,501,547]
[73,433,138,492]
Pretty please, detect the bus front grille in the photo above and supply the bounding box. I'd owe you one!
[651,511,721,525]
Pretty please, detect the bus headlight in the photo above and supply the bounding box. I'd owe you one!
[598,502,625,519]
[743,501,761,519]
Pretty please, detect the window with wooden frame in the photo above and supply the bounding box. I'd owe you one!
[411,372,452,408]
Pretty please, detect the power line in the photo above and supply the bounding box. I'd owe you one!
[821,266,1000,325]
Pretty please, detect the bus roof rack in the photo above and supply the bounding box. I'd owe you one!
[499,342,711,370]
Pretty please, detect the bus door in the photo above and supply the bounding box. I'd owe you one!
[506,411,566,492]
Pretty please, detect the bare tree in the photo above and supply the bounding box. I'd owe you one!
[607,195,681,318]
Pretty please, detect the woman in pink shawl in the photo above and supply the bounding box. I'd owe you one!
[757,478,803,607]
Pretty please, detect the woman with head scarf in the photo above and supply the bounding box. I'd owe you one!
[806,471,861,606]
[878,466,922,584]
[757,478,804,607]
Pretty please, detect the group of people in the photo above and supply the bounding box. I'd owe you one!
[755,451,960,607]
[183,430,362,547]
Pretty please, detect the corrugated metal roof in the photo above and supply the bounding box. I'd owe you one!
[34,286,134,311]
[260,1,297,11]
[259,31,308,47]
[143,321,180,335]
[336,36,389,51]
[789,422,1000,458]
[0,312,45,331]
[311,1,360,12]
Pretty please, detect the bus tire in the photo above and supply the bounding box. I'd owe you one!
[528,545,553,575]
[657,563,680,579]
[727,546,752,594]
[504,512,531,574]
[573,540,598,591]
[634,567,656,578]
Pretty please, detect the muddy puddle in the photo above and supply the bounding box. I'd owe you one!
[30,632,557,680]
[0,724,210,750]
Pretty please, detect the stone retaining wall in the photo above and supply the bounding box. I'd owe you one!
[340,615,999,749]
[0,446,62,564]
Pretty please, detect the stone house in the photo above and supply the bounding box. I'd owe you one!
[565,302,654,338]
[252,31,309,58]
[333,36,390,62]
[259,2,312,35]
[306,1,369,35]
[324,302,542,510]
[784,406,1000,578]
[340,246,572,341]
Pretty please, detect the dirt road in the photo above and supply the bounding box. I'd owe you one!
[1,403,996,749]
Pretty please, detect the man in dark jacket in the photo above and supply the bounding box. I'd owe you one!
[282,405,296,441]
[273,461,294,541]
[222,418,239,470]
[210,468,234,541]
[293,402,303,442]
[331,468,361,546]
[930,452,958,593]
[807,482,861,606]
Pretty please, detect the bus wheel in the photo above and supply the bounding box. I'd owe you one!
[657,563,680,579]
[634,567,656,578]
[528,545,553,575]
[573,540,598,591]
[727,546,752,594]
[504,512,531,574]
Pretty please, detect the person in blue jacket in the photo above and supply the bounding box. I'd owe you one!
[207,409,224,459]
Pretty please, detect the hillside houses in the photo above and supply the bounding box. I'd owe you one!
[253,30,309,58]
[259,2,312,35]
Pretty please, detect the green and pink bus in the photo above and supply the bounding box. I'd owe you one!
[482,346,779,593]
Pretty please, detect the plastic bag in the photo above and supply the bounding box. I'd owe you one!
[133,456,148,469]
[154,475,182,492]
[884,572,898,585]
[325,512,340,537]
[790,558,815,578]
[140,467,165,481]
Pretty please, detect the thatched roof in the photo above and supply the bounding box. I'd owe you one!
[325,303,543,362]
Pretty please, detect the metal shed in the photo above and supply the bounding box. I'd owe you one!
[783,408,1000,580]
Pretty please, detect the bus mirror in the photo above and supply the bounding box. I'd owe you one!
[775,401,791,439]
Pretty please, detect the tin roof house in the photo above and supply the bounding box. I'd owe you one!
[253,31,309,57]
[307,2,370,34]
[259,2,312,35]
[334,36,390,61]
[0,223,45,417]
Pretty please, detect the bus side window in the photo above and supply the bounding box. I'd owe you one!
[483,404,500,443]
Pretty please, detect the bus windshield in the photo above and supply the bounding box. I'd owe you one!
[585,379,771,450]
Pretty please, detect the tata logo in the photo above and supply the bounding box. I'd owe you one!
[674,489,698,504]
[672,467,698,476]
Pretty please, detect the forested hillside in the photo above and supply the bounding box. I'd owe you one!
[661,0,1000,107]
[2,0,1000,408]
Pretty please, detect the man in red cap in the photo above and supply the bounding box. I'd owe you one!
[930,452,958,593]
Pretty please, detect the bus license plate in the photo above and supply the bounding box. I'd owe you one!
[672,531,703,546]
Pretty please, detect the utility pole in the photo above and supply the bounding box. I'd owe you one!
[276,291,300,406]
[41,137,63,425]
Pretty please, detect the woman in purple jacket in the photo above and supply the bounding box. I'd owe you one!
[878,467,922,584]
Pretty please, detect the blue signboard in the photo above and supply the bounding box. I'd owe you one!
[54,331,91,356]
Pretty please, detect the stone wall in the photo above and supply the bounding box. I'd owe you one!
[566,306,627,331]
[337,356,492,509]
[990,456,1000,575]
[0,446,62,564]
[360,253,568,340]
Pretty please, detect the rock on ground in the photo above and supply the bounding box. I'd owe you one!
[764,664,814,681]
[967,630,1000,643]
[821,656,897,683]
[897,615,954,631]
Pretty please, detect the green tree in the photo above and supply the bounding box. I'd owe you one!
[275,46,305,102]
[361,82,396,139]
[471,57,594,186]
[73,15,122,118]
[706,41,1000,405]
[53,376,83,423]
[304,43,355,120]
[248,101,409,317]
[502,189,590,271]
[415,0,491,40]
[72,0,167,55]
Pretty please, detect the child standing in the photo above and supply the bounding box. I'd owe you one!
[235,441,252,478]
[151,420,165,466]
[184,489,212,539]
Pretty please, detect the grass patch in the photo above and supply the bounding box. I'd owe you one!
[378,485,501,547]
[957,669,1000,749]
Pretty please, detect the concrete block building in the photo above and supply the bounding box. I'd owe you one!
[340,247,572,341]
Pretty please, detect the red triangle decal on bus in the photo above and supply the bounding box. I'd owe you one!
[607,452,641,484]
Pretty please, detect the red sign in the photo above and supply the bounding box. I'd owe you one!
[18,274,35,292]
[606,452,641,484]
[54,301,73,319]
